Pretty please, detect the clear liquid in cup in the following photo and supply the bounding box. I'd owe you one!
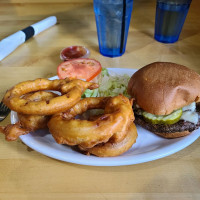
[94,0,133,57]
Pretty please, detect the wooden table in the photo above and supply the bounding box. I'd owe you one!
[0,0,200,199]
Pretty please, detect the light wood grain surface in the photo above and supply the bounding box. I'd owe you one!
[0,0,200,199]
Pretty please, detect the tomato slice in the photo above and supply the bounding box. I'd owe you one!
[57,58,102,81]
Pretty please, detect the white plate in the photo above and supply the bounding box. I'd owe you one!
[11,68,200,166]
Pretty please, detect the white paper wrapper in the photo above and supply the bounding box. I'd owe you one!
[0,16,57,61]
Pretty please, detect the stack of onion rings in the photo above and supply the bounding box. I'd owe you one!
[0,78,98,141]
[48,95,137,156]
[0,76,138,157]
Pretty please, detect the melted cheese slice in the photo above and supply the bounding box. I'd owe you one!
[180,103,199,124]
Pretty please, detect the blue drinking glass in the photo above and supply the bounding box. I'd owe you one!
[93,0,134,57]
[154,0,192,43]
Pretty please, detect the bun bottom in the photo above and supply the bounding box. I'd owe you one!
[154,131,191,139]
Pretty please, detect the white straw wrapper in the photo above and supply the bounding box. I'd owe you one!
[0,16,57,61]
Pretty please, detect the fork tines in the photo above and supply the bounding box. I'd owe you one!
[0,102,10,114]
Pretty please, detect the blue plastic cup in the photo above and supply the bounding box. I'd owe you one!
[154,0,192,43]
[93,0,134,57]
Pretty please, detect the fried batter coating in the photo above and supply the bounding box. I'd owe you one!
[3,78,98,115]
[79,123,138,157]
[17,91,57,131]
[48,95,134,149]
[0,122,29,141]
[105,97,134,143]
[18,114,51,131]
[0,91,57,141]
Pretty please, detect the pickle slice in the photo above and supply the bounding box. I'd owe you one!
[142,109,183,125]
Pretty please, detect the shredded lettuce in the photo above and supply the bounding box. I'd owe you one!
[82,88,98,98]
[83,68,130,98]
[97,69,130,97]
[101,67,109,77]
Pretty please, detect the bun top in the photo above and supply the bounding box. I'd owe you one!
[128,62,200,115]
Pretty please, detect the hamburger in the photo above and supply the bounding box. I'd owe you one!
[127,62,200,138]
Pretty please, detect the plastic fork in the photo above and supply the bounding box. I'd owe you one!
[0,101,10,122]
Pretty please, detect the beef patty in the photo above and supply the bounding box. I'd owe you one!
[134,103,200,134]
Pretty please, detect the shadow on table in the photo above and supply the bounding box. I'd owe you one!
[54,3,99,53]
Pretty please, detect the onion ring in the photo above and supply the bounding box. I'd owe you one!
[0,91,58,141]
[48,95,134,149]
[3,78,98,115]
[79,123,138,157]
[17,91,59,131]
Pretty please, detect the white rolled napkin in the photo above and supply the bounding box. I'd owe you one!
[0,16,57,61]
